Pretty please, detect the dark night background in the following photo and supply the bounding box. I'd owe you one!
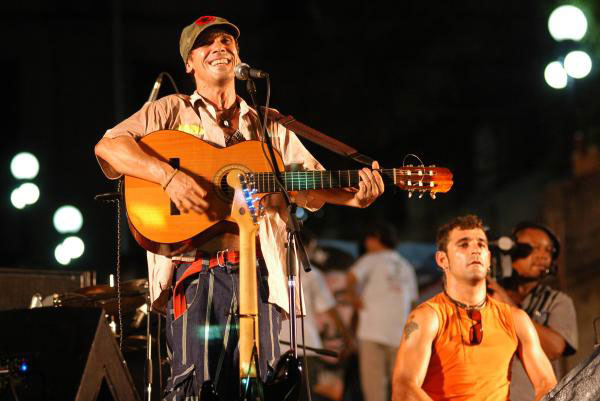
[2,1,599,284]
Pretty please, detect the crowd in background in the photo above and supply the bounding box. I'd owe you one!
[280,223,422,401]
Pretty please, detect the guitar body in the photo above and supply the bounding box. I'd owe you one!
[123,130,284,255]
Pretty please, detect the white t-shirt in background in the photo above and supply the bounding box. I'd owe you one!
[351,250,418,347]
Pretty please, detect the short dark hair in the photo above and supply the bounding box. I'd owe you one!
[364,222,398,249]
[436,215,485,252]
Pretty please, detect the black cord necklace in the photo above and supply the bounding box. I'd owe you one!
[444,290,487,311]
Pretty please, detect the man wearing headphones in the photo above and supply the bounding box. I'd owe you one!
[488,222,578,401]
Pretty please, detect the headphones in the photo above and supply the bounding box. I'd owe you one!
[511,221,560,276]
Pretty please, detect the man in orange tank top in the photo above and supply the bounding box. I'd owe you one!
[392,215,557,401]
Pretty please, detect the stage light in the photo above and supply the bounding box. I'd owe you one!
[548,5,587,41]
[19,183,40,205]
[10,152,40,180]
[564,50,592,79]
[54,243,71,265]
[10,187,26,209]
[53,205,83,233]
[544,61,568,89]
[63,236,85,259]
[10,183,40,209]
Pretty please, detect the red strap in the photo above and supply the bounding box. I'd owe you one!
[173,259,205,320]
[172,251,240,319]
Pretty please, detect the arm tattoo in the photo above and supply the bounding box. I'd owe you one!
[404,320,419,341]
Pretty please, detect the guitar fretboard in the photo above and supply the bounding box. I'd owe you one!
[248,168,437,193]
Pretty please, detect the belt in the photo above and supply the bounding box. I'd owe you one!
[173,250,240,319]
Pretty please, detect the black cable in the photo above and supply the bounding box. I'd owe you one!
[158,314,163,394]
[116,180,123,350]
[161,72,180,95]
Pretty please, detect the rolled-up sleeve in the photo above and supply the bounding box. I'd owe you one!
[96,97,173,179]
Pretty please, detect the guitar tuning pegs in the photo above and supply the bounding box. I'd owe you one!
[408,191,413,199]
[418,192,424,199]
[430,192,437,200]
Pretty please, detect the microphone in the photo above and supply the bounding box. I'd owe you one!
[234,63,269,80]
[147,73,163,103]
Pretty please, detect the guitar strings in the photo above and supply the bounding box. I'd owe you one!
[217,169,443,195]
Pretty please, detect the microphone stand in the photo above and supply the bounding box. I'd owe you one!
[245,77,311,360]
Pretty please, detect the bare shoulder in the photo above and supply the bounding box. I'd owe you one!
[510,306,536,340]
[402,303,439,343]
[510,305,531,325]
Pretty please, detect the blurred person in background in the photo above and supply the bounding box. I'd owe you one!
[346,222,418,401]
[488,222,577,401]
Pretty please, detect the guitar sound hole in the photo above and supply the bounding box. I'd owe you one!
[219,175,233,201]
[212,164,251,204]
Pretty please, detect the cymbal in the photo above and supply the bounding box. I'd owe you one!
[74,278,147,297]
[56,279,148,315]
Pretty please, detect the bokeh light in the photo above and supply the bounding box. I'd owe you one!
[10,183,40,209]
[544,61,568,89]
[564,50,592,79]
[548,5,588,41]
[54,243,71,265]
[10,152,40,180]
[53,205,83,233]
[63,236,85,259]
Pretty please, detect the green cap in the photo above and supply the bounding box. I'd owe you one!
[179,16,240,64]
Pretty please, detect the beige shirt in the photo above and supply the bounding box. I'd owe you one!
[97,92,325,313]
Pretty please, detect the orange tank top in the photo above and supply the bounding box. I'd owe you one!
[421,292,518,401]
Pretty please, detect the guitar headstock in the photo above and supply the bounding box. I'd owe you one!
[227,169,261,229]
[394,166,454,199]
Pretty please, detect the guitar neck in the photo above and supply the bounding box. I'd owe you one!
[252,168,430,192]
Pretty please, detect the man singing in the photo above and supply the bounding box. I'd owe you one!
[95,16,384,400]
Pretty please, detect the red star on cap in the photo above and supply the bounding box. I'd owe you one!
[195,16,216,26]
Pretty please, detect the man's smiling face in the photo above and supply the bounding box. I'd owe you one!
[185,28,240,86]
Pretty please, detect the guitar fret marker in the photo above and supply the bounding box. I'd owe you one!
[169,158,181,216]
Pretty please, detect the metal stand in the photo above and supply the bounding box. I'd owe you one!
[145,297,152,401]
[245,78,310,360]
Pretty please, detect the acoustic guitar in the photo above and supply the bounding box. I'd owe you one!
[123,130,454,255]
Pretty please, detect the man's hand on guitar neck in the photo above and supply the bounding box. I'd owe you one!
[311,161,385,209]
[355,161,385,208]
[164,167,209,214]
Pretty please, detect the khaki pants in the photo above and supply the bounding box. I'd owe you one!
[358,340,398,401]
